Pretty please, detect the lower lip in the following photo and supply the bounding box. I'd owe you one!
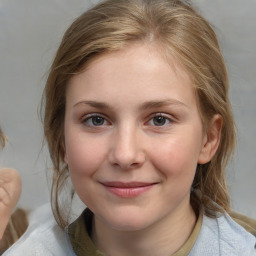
[104,185,154,198]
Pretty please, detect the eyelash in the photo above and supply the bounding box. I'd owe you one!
[147,113,173,127]
[81,113,110,127]
[81,113,173,128]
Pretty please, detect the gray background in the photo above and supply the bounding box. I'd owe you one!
[0,0,255,218]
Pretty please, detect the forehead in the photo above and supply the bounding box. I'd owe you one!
[66,42,197,109]
[81,42,191,80]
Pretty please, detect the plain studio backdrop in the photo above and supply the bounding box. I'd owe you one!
[0,0,255,218]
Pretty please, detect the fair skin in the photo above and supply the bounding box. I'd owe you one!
[64,43,221,256]
[0,168,21,239]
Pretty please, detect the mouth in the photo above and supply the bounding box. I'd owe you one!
[100,181,158,198]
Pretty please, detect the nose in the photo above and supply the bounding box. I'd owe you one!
[108,125,145,170]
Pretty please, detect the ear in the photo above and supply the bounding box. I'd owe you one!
[198,114,222,164]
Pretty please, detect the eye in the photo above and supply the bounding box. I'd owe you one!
[82,114,110,127]
[148,114,172,127]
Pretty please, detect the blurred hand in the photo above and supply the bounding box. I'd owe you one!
[0,168,21,239]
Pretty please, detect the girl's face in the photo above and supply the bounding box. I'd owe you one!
[64,43,210,232]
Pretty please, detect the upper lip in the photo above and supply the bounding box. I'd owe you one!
[100,181,158,188]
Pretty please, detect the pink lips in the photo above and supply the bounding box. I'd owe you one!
[101,182,157,198]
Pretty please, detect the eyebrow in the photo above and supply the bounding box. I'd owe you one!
[73,101,111,109]
[139,99,188,110]
[73,99,188,110]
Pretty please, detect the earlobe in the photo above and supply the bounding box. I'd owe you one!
[198,114,222,164]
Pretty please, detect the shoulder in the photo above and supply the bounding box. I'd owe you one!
[190,212,256,256]
[216,213,256,254]
[230,211,256,237]
[3,203,76,256]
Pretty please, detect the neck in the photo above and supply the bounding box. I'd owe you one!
[92,201,196,256]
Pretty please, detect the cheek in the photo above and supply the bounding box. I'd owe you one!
[65,134,105,177]
[150,137,200,181]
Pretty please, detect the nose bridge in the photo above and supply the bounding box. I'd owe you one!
[109,122,145,169]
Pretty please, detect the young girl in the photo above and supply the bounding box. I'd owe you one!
[4,0,256,255]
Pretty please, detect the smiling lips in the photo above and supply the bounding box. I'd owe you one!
[101,182,157,198]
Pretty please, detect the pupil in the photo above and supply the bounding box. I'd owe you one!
[92,116,104,125]
[154,116,165,126]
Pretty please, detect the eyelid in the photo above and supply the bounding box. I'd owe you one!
[151,112,174,121]
[81,112,102,120]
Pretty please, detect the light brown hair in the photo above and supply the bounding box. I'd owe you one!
[0,127,7,148]
[0,209,28,254]
[42,0,236,228]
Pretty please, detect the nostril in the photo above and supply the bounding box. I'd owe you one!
[110,153,145,170]
[130,162,141,167]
